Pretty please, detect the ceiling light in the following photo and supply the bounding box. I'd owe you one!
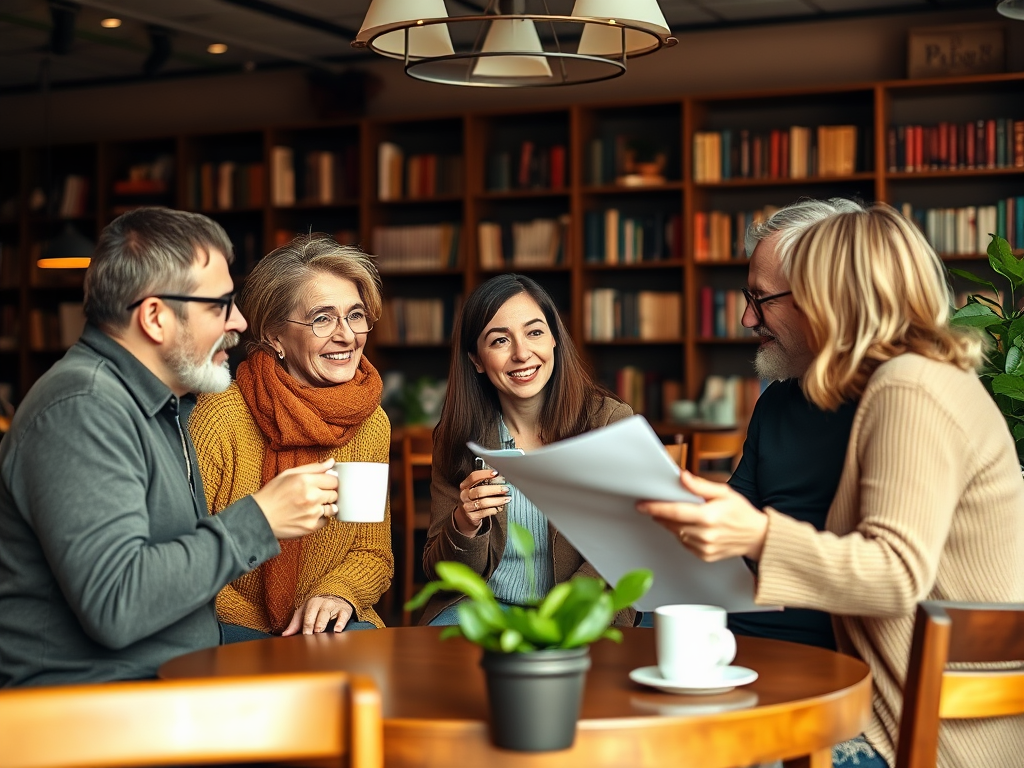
[997,0,1024,18]
[353,0,675,88]
[100,18,121,29]
[207,42,228,54]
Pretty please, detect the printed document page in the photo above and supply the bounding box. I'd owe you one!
[470,415,772,613]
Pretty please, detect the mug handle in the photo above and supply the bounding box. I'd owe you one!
[713,628,737,666]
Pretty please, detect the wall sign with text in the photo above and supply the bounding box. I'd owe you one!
[907,23,1006,79]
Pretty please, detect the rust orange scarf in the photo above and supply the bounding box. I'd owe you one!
[235,348,383,632]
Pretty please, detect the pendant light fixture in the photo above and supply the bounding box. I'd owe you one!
[997,0,1024,19]
[353,0,676,88]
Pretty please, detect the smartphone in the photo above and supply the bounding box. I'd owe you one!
[473,449,524,482]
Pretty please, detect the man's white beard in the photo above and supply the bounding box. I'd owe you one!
[168,330,238,394]
[753,337,802,382]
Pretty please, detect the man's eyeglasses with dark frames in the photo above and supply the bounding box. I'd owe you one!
[126,292,236,319]
[286,310,373,338]
[741,287,793,326]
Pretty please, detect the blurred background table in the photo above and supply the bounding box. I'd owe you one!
[161,627,870,768]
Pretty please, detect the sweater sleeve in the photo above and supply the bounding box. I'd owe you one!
[756,379,966,617]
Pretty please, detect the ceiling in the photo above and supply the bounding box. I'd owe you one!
[0,0,1003,94]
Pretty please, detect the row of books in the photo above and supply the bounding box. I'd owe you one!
[583,209,682,264]
[371,224,461,272]
[698,288,756,339]
[612,366,668,421]
[693,206,780,262]
[377,142,463,201]
[487,143,566,192]
[587,136,671,186]
[26,303,85,351]
[692,125,859,182]
[477,216,567,269]
[899,198,1024,256]
[584,289,682,341]
[374,297,452,345]
[886,119,1024,173]
[186,162,265,211]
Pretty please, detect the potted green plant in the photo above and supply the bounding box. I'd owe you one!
[949,233,1024,464]
[405,523,653,752]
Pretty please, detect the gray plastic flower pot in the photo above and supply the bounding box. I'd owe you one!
[480,646,591,752]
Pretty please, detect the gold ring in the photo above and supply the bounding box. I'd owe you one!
[474,500,479,510]
[679,529,688,543]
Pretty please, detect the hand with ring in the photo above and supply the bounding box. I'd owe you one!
[455,466,512,536]
[322,502,339,521]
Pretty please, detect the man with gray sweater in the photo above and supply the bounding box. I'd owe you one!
[0,208,340,687]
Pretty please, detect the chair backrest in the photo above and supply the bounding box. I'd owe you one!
[664,435,688,472]
[399,425,434,624]
[895,600,1024,768]
[688,429,744,474]
[0,671,383,768]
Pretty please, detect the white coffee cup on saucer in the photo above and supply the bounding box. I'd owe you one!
[332,462,389,523]
[654,604,736,681]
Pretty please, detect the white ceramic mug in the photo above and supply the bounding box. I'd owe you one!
[654,604,736,681]
[332,462,389,523]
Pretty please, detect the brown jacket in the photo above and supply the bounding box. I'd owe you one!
[420,396,636,626]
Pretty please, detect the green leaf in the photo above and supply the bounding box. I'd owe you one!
[987,234,1024,290]
[950,303,1004,329]
[537,582,572,619]
[992,374,1024,402]
[610,569,654,612]
[435,561,499,605]
[438,625,464,641]
[457,601,502,644]
[562,593,615,648]
[948,267,1000,298]
[404,580,445,611]
[1007,346,1024,376]
[601,627,623,644]
[499,627,523,653]
[1013,423,1024,441]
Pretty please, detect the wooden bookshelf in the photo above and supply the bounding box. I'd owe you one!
[3,70,1023,423]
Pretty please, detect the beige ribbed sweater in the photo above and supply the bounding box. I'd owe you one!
[189,383,394,631]
[757,354,1024,768]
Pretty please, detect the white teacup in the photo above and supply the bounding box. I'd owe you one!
[654,604,736,681]
[332,462,389,523]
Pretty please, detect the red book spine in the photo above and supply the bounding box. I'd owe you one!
[769,130,781,178]
[986,119,997,170]
[780,131,789,179]
[549,145,566,190]
[976,119,986,169]
[752,135,763,178]
[965,121,976,169]
[948,123,959,170]
[938,122,949,170]
[913,126,924,172]
[700,286,713,338]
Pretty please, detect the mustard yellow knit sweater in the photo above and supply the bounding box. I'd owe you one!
[189,383,393,631]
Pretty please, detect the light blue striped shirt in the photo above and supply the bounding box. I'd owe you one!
[486,418,555,606]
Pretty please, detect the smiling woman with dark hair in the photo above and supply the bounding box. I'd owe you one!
[421,273,635,627]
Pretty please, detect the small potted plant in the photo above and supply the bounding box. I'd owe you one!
[950,233,1024,465]
[406,523,653,752]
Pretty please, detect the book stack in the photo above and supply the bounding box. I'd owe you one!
[693,125,860,181]
[698,288,756,339]
[271,146,296,206]
[188,161,265,210]
[887,119,1024,172]
[584,290,682,341]
[583,209,681,264]
[693,206,780,262]
[372,224,461,271]
[487,143,567,191]
[899,198,1024,255]
[374,297,451,345]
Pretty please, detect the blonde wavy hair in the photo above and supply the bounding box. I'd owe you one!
[789,204,982,410]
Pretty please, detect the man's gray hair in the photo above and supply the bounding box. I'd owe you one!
[744,197,865,274]
[84,207,234,332]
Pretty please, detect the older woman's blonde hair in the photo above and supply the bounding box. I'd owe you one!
[240,233,382,357]
[789,204,982,411]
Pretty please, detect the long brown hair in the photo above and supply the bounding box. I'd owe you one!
[434,274,614,485]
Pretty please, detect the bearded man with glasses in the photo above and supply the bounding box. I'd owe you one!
[189,233,393,641]
[0,208,341,687]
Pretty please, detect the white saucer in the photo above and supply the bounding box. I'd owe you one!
[629,665,758,695]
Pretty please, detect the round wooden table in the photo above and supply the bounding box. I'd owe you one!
[160,627,871,768]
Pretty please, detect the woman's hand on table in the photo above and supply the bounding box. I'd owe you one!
[637,470,769,562]
[281,595,354,635]
[454,468,511,536]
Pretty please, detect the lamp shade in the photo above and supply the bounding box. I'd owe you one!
[572,0,669,57]
[37,222,94,269]
[359,0,455,59]
[997,0,1024,19]
[471,18,552,78]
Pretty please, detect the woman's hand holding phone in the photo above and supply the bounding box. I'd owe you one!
[454,458,512,536]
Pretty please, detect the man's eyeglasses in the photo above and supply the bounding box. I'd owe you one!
[127,293,236,319]
[286,310,373,338]
[741,287,793,326]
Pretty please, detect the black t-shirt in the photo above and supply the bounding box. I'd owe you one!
[727,379,858,650]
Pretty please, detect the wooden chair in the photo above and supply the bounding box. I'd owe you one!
[0,671,383,768]
[688,429,745,481]
[664,433,688,473]
[390,425,434,626]
[895,600,1024,768]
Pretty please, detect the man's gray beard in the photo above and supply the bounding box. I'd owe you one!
[753,340,802,382]
[168,331,239,394]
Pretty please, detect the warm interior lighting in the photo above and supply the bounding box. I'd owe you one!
[353,0,675,88]
[207,43,228,54]
[997,0,1024,18]
[37,223,94,269]
[37,256,91,269]
[100,18,121,29]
